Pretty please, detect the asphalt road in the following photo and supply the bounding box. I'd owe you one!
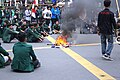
[0,34,120,80]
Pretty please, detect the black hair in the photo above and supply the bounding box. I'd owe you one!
[4,20,9,24]
[104,0,111,7]
[53,3,56,6]
[29,23,34,27]
[18,32,27,42]
[47,6,50,9]
[29,22,37,27]
[7,23,12,27]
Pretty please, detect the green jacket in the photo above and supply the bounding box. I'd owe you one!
[2,27,18,43]
[11,10,15,17]
[26,28,41,42]
[0,46,9,68]
[53,24,60,30]
[16,26,26,32]
[11,42,37,72]
[38,8,43,18]
[35,26,44,33]
[1,18,7,26]
[43,23,48,29]
[0,28,2,38]
[0,10,2,18]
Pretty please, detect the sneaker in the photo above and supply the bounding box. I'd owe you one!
[4,59,11,66]
[102,54,113,61]
[36,63,41,68]
[104,54,108,57]
[102,54,109,60]
[107,56,113,61]
[102,55,105,58]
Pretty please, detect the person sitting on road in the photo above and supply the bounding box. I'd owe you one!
[2,23,19,43]
[34,23,48,37]
[16,24,27,33]
[26,23,43,42]
[53,21,60,34]
[0,43,12,68]
[11,32,40,72]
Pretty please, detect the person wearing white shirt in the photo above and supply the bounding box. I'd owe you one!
[42,6,52,24]
[25,6,31,24]
[42,6,52,33]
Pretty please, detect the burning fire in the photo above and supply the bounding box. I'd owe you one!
[55,35,69,47]
[55,30,71,47]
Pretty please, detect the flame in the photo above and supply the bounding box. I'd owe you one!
[55,35,69,46]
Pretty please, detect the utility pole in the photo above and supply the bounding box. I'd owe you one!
[10,0,12,6]
[25,0,27,6]
[15,0,17,6]
[116,0,120,18]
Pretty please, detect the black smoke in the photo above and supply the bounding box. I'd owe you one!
[60,0,101,44]
[61,0,99,31]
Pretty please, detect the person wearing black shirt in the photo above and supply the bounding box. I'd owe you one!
[97,0,117,60]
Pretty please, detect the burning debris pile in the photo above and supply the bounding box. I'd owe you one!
[55,30,70,47]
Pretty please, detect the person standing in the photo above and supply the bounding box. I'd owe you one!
[25,6,31,25]
[22,0,25,6]
[51,4,60,31]
[3,8,10,20]
[37,7,43,24]
[0,9,3,38]
[97,0,117,60]
[13,9,20,23]
[42,6,52,33]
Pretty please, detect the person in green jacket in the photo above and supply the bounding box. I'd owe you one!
[0,18,2,38]
[41,21,50,34]
[2,24,19,43]
[0,19,8,38]
[34,23,48,37]
[16,24,27,33]
[0,9,2,18]
[0,43,11,68]
[11,32,40,72]
[26,23,43,42]
[53,21,60,34]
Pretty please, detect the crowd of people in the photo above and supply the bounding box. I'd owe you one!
[0,3,61,42]
[0,3,61,72]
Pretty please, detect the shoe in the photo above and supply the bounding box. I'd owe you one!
[107,56,113,61]
[102,54,113,61]
[102,55,108,60]
[4,59,11,66]
[102,54,109,59]
[104,54,108,57]
[33,59,41,68]
[102,55,105,58]
[36,63,41,68]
